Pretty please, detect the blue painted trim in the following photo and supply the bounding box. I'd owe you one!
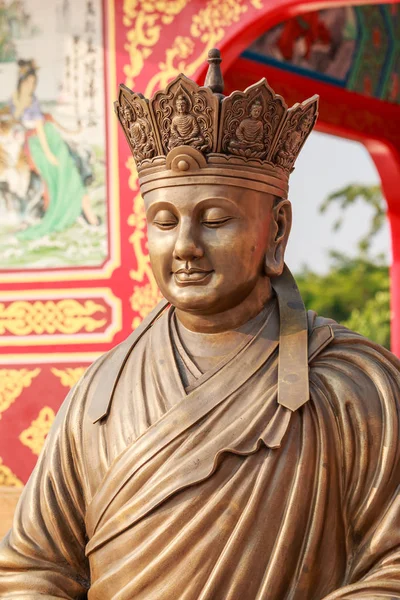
[378,5,395,100]
[345,7,362,87]
[241,50,346,88]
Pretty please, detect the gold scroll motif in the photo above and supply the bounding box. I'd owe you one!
[51,367,87,388]
[0,300,107,336]
[0,368,41,419]
[127,157,163,328]
[0,458,23,487]
[131,282,164,329]
[123,0,190,89]
[146,0,264,95]
[19,407,55,456]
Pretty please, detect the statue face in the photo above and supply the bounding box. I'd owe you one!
[176,96,188,114]
[250,103,262,119]
[123,105,132,121]
[300,112,313,132]
[144,184,275,316]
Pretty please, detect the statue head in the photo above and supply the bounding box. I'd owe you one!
[300,110,314,133]
[115,49,317,330]
[175,94,189,115]
[123,104,133,123]
[249,100,263,119]
[144,180,291,330]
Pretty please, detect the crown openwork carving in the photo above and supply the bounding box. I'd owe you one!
[116,85,162,162]
[115,49,319,196]
[272,98,318,172]
[218,79,287,160]
[151,75,219,155]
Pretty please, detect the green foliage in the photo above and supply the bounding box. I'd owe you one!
[319,184,385,254]
[296,181,391,348]
[296,252,391,349]
[343,291,391,348]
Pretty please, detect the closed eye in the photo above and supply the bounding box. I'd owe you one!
[153,220,178,230]
[202,217,235,228]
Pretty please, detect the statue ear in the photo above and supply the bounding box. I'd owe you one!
[264,199,292,278]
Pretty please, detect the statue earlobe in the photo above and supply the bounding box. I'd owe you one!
[264,245,285,278]
[264,199,292,278]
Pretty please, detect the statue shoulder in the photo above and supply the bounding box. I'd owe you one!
[308,309,397,366]
[308,310,400,418]
[55,347,118,429]
[86,299,169,424]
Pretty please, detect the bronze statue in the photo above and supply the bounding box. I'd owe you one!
[1,50,400,600]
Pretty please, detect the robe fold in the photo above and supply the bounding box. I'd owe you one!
[1,304,400,599]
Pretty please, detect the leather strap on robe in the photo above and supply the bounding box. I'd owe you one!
[89,267,334,423]
[271,264,310,411]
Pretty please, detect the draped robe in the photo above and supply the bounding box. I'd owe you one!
[1,302,400,599]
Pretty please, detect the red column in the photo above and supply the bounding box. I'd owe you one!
[367,141,400,356]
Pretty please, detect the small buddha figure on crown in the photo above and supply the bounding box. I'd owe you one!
[122,103,155,162]
[228,99,266,158]
[275,110,314,170]
[168,93,206,151]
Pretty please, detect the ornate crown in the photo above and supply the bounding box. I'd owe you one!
[115,49,318,199]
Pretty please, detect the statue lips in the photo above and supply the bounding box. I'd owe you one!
[174,267,214,285]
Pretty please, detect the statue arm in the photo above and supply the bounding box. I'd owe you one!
[235,121,246,143]
[256,121,264,143]
[170,118,178,136]
[0,386,90,598]
[190,115,200,137]
[312,334,400,599]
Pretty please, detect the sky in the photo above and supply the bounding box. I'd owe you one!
[285,131,390,274]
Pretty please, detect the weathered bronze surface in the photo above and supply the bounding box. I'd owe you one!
[1,50,400,599]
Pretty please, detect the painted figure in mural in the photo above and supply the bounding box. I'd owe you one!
[228,99,265,156]
[277,12,332,61]
[2,59,99,239]
[168,92,206,150]
[1,50,400,600]
[249,7,358,82]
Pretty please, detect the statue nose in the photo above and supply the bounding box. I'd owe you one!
[172,224,203,261]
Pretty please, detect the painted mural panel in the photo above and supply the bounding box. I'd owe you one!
[0,0,108,271]
[246,4,400,105]
[249,7,357,83]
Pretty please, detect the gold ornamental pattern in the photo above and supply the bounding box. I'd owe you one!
[126,156,163,328]
[131,283,163,329]
[51,367,87,388]
[0,299,107,336]
[121,163,163,325]
[145,0,265,96]
[123,0,190,89]
[0,458,23,487]
[0,368,41,419]
[19,407,56,456]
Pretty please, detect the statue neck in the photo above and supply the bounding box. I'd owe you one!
[174,300,272,373]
